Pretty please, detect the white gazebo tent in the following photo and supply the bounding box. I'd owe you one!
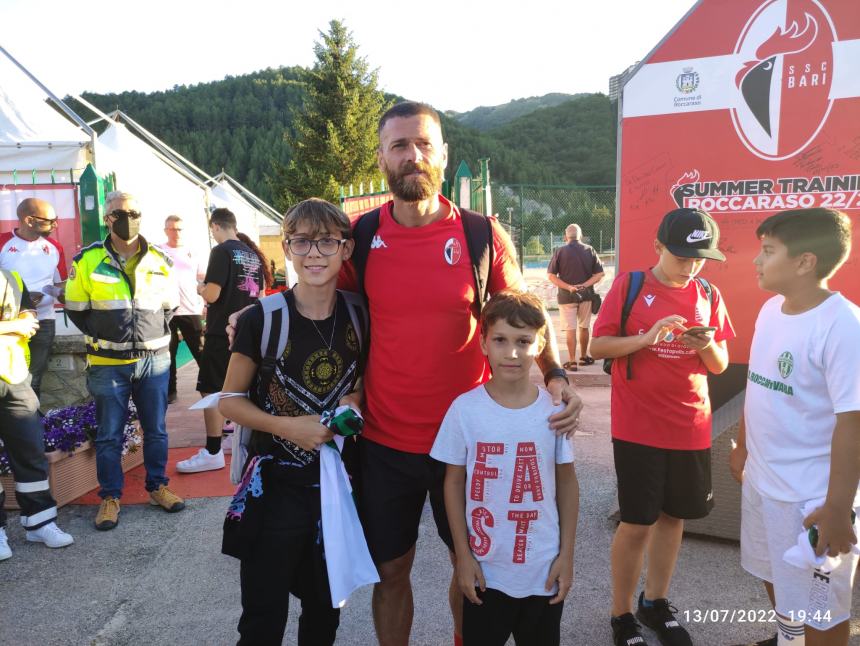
[93,120,213,263]
[0,46,93,184]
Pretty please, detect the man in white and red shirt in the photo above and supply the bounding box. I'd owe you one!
[591,208,735,646]
[0,198,67,397]
[336,102,583,646]
[158,215,205,403]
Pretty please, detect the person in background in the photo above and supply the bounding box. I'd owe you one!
[159,215,205,405]
[177,208,270,474]
[65,191,185,531]
[546,223,604,371]
[0,198,67,398]
[0,268,74,559]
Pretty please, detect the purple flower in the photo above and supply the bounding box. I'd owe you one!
[0,400,140,476]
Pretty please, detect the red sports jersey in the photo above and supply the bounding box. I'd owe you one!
[339,196,523,453]
[592,270,735,450]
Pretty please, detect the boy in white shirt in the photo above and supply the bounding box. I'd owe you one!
[730,208,860,646]
[431,290,580,646]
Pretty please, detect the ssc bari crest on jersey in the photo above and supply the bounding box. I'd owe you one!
[444,238,462,265]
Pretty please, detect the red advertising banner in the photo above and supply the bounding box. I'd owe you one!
[619,0,860,363]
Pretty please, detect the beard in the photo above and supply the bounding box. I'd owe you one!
[383,160,443,202]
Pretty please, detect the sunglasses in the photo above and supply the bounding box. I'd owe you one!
[28,215,58,227]
[108,209,142,220]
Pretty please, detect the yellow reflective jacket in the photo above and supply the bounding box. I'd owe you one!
[64,236,178,361]
[0,269,31,384]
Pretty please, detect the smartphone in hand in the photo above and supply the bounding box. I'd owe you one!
[682,325,717,336]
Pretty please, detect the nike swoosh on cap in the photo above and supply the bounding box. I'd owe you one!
[686,230,712,243]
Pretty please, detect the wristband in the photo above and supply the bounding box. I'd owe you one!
[543,367,569,387]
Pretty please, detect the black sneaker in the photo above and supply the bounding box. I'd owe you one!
[635,592,692,646]
[612,613,651,646]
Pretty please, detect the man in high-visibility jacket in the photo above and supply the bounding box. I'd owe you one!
[65,191,185,531]
[0,268,74,560]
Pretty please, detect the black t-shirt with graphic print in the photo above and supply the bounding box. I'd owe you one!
[204,239,263,337]
[230,290,361,485]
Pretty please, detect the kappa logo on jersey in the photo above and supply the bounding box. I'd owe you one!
[686,230,712,243]
[42,245,50,254]
[732,0,836,160]
[644,294,656,307]
[370,235,387,249]
[7,246,18,253]
[443,238,462,265]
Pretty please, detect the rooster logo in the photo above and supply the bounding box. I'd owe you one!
[731,0,835,160]
[671,170,701,208]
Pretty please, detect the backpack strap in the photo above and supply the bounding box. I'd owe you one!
[340,290,369,351]
[350,208,382,297]
[460,208,494,316]
[695,277,713,310]
[257,293,290,394]
[620,271,646,379]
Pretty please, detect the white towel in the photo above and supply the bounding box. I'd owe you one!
[783,498,859,573]
[319,434,380,608]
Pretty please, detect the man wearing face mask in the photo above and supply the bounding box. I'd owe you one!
[65,191,185,531]
[0,198,68,398]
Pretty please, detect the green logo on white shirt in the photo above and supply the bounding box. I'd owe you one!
[778,351,794,379]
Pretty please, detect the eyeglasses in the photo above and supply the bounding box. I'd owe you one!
[108,209,142,220]
[286,237,347,256]
[166,227,183,232]
[28,215,58,227]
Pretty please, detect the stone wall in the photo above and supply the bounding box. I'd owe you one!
[40,334,90,411]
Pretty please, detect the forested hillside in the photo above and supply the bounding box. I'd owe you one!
[447,93,582,131]
[69,70,615,204]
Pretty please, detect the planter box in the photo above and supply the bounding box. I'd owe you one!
[1,436,144,511]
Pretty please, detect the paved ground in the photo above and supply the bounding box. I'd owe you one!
[2,314,859,645]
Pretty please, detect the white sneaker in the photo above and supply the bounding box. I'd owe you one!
[26,522,74,548]
[176,448,225,473]
[0,527,11,560]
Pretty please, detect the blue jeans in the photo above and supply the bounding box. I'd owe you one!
[87,352,170,499]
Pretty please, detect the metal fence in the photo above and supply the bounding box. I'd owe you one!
[492,184,616,307]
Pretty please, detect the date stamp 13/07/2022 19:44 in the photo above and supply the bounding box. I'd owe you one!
[682,609,832,624]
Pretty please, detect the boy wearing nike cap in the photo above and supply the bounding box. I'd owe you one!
[591,208,736,646]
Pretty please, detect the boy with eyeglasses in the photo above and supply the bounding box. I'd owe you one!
[0,198,67,398]
[219,198,366,645]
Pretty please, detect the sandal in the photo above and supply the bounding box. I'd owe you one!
[579,356,595,366]
[562,361,578,372]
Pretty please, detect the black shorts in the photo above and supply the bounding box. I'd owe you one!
[197,335,230,393]
[463,588,562,646]
[356,437,454,564]
[613,438,713,525]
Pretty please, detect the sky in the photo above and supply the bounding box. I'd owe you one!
[1,0,696,113]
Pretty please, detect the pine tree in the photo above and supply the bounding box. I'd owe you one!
[272,20,390,209]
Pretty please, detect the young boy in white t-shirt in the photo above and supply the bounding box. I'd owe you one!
[730,208,860,646]
[431,290,580,646]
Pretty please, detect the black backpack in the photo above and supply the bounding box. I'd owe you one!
[603,271,713,378]
[350,206,495,315]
